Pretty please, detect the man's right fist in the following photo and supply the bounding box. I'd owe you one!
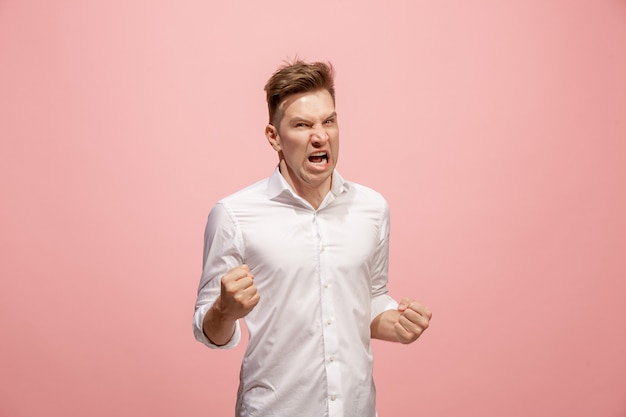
[218,264,260,320]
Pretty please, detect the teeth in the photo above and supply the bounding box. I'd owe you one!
[309,152,328,165]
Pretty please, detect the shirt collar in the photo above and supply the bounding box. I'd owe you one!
[268,167,350,203]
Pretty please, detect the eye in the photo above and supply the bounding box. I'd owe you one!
[324,118,335,125]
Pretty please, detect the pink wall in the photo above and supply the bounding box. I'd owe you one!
[1,1,625,416]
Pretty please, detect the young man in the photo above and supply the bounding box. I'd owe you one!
[193,60,432,417]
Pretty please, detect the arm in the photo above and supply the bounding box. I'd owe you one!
[368,199,432,343]
[193,203,257,348]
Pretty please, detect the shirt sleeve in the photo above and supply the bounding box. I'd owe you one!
[193,202,244,349]
[370,197,399,323]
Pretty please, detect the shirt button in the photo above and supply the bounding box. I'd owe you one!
[327,319,332,325]
[329,356,335,362]
[330,395,337,401]
[324,283,329,288]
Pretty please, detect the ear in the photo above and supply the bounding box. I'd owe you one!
[265,124,281,152]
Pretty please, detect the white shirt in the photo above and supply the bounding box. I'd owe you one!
[193,168,398,417]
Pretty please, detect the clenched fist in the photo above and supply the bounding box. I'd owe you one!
[218,264,261,320]
[394,298,432,344]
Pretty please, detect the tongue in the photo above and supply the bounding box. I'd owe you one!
[309,155,324,163]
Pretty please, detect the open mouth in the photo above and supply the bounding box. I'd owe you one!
[308,152,328,165]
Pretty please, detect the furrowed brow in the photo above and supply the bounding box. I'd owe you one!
[289,116,312,124]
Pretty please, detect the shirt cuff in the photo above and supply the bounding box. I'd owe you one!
[193,303,241,349]
[370,293,399,323]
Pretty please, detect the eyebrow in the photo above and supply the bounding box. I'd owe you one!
[289,112,337,124]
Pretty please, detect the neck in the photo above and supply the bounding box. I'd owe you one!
[278,161,331,210]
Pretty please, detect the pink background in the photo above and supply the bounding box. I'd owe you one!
[1,1,625,416]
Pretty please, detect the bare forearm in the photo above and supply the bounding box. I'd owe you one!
[202,299,237,346]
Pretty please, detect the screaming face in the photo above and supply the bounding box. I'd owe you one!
[266,89,339,205]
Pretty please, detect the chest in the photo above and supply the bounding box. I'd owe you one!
[240,202,381,272]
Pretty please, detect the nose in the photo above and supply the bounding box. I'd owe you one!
[311,125,329,147]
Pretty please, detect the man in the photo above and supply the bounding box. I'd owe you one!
[193,60,432,417]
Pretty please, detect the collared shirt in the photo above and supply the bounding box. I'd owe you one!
[193,168,398,417]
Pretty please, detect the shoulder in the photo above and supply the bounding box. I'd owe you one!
[205,177,270,224]
[343,179,389,208]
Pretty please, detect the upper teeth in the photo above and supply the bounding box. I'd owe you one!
[312,152,326,157]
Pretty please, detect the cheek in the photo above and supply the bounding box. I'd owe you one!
[280,144,305,164]
[282,139,306,155]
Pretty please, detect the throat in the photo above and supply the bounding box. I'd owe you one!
[278,161,332,210]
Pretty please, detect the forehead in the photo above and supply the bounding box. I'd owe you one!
[279,89,335,119]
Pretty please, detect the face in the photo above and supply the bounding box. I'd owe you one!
[266,89,339,197]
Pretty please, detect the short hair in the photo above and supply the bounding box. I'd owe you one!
[264,60,335,126]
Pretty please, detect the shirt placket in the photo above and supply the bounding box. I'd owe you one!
[313,211,344,417]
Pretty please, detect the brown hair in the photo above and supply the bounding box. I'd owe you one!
[264,59,335,126]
